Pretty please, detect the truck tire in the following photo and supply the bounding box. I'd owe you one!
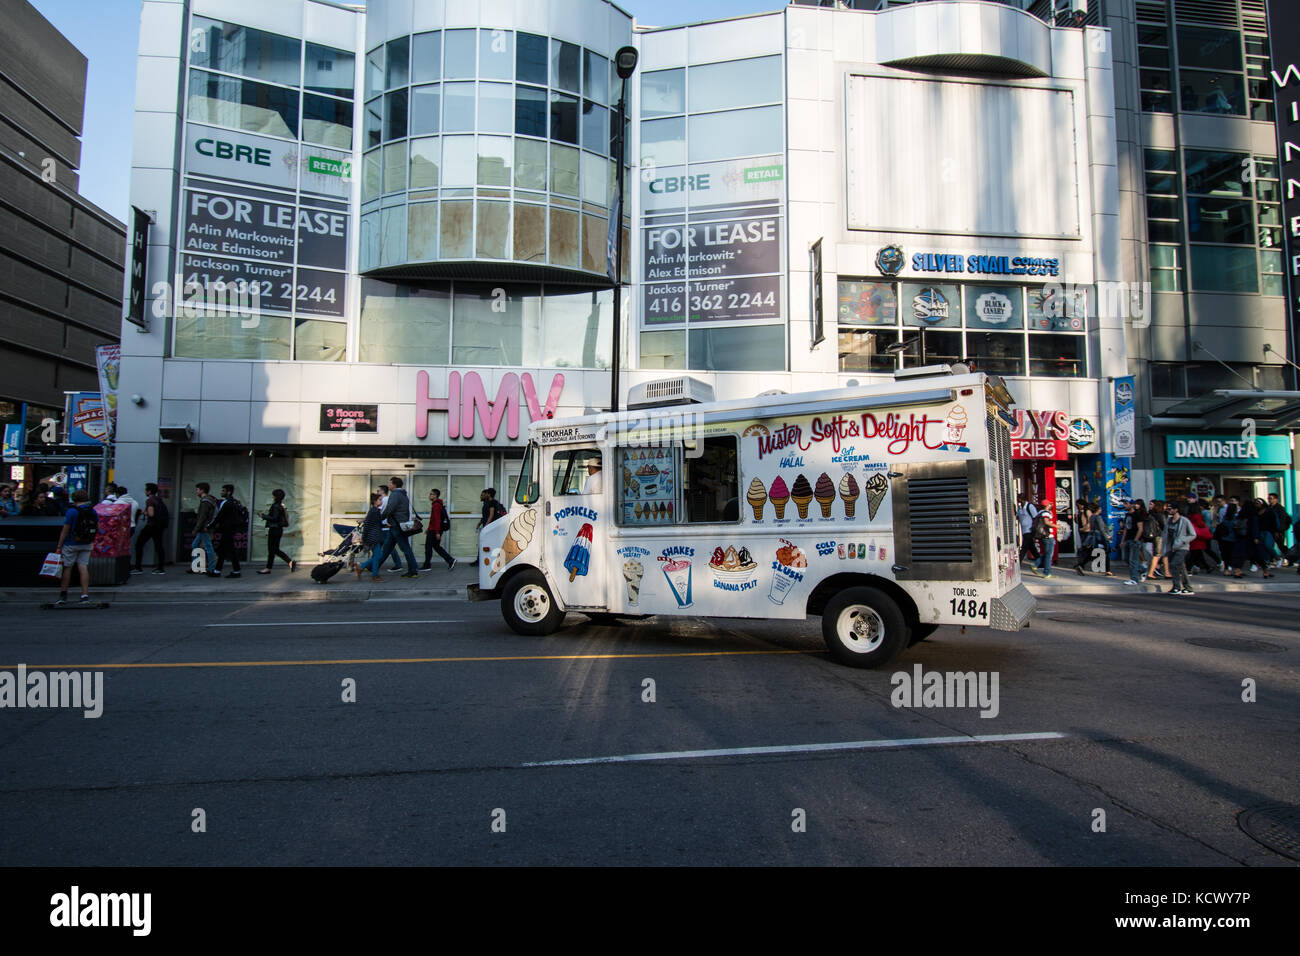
[821,587,908,668]
[501,569,564,636]
[907,622,940,646]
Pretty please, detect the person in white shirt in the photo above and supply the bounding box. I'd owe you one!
[582,457,602,495]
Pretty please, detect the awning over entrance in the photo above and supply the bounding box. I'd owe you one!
[1147,390,1300,431]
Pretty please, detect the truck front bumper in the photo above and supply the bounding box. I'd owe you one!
[988,583,1036,632]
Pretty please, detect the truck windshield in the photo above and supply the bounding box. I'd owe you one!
[514,442,540,504]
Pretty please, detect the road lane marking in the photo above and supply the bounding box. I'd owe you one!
[3,649,816,670]
[522,731,1069,767]
[206,620,460,627]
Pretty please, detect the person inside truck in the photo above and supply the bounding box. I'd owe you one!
[581,456,602,495]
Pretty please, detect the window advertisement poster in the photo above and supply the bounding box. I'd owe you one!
[2,425,22,462]
[965,286,1024,330]
[66,392,108,446]
[838,281,897,325]
[1113,375,1136,458]
[640,155,785,328]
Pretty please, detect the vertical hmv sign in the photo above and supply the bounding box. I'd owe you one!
[1269,0,1300,383]
[125,206,151,329]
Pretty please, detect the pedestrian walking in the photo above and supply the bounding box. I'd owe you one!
[1266,493,1292,564]
[1074,503,1112,575]
[1031,499,1055,577]
[356,492,385,579]
[421,488,457,571]
[366,475,419,579]
[212,484,244,578]
[1185,502,1215,575]
[132,482,169,574]
[53,487,97,605]
[1164,502,1196,594]
[256,489,296,574]
[1123,499,1150,585]
[476,488,506,532]
[191,483,218,574]
[1016,495,1039,563]
[1145,500,1168,580]
[375,484,403,571]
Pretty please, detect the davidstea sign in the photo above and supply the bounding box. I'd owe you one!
[1165,434,1291,466]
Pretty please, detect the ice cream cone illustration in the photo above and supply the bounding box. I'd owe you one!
[814,473,835,518]
[623,559,644,605]
[945,404,968,445]
[791,474,813,519]
[839,473,860,517]
[746,477,768,520]
[769,476,789,519]
[564,523,593,581]
[490,508,537,576]
[864,472,889,520]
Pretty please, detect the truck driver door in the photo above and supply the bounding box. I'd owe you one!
[544,446,608,609]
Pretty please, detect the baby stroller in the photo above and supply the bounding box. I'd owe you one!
[311,523,367,583]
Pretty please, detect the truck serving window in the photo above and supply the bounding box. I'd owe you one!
[682,436,739,523]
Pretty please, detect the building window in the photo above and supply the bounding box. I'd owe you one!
[305,44,355,99]
[1176,25,1246,115]
[190,17,301,88]
[1143,148,1183,291]
[188,69,299,139]
[1184,148,1259,292]
[1254,156,1285,295]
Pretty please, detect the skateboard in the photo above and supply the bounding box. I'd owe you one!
[40,601,111,610]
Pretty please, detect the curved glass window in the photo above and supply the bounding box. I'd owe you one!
[581,101,608,154]
[384,89,407,141]
[443,82,475,131]
[550,92,578,144]
[551,40,580,93]
[515,84,547,137]
[409,137,440,188]
[445,29,476,78]
[412,32,441,83]
[303,93,352,148]
[479,29,514,80]
[305,44,354,98]
[479,82,514,133]
[386,37,409,89]
[410,84,440,135]
[359,279,450,365]
[517,33,548,85]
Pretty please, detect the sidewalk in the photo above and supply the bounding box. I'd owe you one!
[2,559,1296,605]
[0,560,479,604]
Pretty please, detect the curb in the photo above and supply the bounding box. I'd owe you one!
[0,587,467,605]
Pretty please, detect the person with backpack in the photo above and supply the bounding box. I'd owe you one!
[477,488,507,531]
[1144,500,1168,580]
[1185,502,1216,575]
[1163,502,1197,595]
[1123,499,1150,585]
[212,483,246,578]
[422,487,457,572]
[132,482,169,575]
[1073,502,1113,576]
[1016,495,1039,563]
[366,475,419,580]
[1263,493,1291,567]
[54,487,98,605]
[1031,498,1055,577]
[191,483,218,574]
[256,488,296,574]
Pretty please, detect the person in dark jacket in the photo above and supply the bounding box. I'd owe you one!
[355,493,385,579]
[1185,503,1216,574]
[191,483,218,573]
[212,483,243,578]
[256,488,295,574]
[1230,499,1272,578]
[133,482,169,574]
[421,488,456,571]
[1074,502,1112,575]
[366,476,418,579]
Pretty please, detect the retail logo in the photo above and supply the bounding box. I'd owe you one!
[911,286,949,324]
[974,291,1012,325]
[875,244,904,277]
[416,370,564,441]
[1067,418,1096,449]
[742,164,783,184]
[307,156,351,179]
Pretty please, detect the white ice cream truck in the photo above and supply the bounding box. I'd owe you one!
[471,368,1035,668]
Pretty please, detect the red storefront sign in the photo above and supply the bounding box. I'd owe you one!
[1011,409,1068,460]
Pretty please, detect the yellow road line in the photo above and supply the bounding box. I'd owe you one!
[3,648,817,670]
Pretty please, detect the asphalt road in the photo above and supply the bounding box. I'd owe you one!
[0,590,1296,866]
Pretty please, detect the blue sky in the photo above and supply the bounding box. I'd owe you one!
[28,0,783,222]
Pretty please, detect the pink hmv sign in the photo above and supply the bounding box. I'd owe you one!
[416,370,566,441]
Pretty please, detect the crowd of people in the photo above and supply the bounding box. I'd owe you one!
[355,478,506,581]
[1017,491,1296,594]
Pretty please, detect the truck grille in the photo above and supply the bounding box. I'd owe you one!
[907,476,973,563]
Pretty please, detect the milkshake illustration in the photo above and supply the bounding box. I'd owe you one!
[623,559,644,605]
[768,539,807,606]
[945,404,968,445]
[746,477,768,520]
[660,557,693,608]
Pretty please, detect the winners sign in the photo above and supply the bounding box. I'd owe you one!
[1268,0,1300,381]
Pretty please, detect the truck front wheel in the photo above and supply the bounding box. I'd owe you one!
[501,569,564,636]
[821,587,908,668]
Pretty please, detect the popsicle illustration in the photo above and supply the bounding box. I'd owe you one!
[769,476,790,519]
[746,477,768,520]
[564,522,593,581]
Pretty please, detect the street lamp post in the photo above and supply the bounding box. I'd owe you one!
[610,45,638,413]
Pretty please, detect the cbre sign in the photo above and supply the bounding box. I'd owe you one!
[416,370,566,441]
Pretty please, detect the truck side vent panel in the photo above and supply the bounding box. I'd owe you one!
[908,476,973,562]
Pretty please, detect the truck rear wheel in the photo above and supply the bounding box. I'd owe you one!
[501,569,564,636]
[822,587,907,668]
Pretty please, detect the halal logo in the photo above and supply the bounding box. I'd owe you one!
[876,244,904,277]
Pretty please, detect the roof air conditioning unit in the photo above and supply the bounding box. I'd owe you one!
[159,424,194,442]
[626,376,715,410]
